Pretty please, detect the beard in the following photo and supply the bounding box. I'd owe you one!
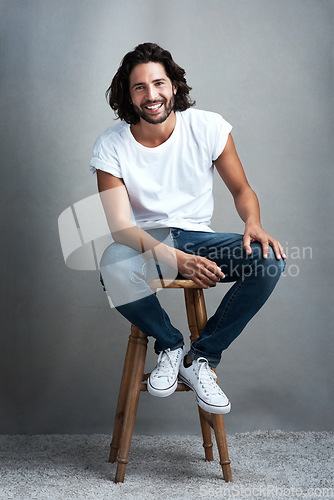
[133,95,175,125]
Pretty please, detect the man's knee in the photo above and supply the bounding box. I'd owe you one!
[100,242,136,267]
[250,243,285,280]
[100,243,143,286]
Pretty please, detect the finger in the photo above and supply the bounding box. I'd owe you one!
[209,263,225,279]
[199,273,218,287]
[191,276,210,289]
[195,263,220,286]
[192,265,217,286]
[269,240,282,260]
[199,258,225,279]
[243,234,252,255]
[208,268,225,280]
[204,272,220,283]
[279,242,287,259]
[190,267,222,287]
[262,240,269,259]
[183,261,211,288]
[204,265,224,281]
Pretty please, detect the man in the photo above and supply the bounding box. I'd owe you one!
[90,42,286,415]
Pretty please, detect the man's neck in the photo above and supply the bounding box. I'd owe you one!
[130,112,176,148]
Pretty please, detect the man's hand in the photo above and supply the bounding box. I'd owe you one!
[243,221,286,260]
[176,250,225,288]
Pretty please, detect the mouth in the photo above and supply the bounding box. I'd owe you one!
[144,102,164,112]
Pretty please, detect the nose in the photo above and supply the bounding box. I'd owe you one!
[146,84,158,102]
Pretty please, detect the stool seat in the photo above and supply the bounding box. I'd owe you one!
[149,278,204,289]
[108,279,232,483]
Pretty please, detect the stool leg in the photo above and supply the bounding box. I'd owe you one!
[185,288,232,481]
[198,406,214,461]
[184,288,202,342]
[114,326,147,483]
[211,414,233,482]
[192,288,208,334]
[184,289,214,461]
[109,325,144,463]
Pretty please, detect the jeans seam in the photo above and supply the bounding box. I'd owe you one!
[209,276,247,337]
[208,256,257,336]
[160,309,176,334]
[156,295,182,340]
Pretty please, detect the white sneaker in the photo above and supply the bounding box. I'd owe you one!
[179,357,231,414]
[147,346,185,397]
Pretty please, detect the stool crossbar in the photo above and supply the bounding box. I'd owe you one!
[108,279,232,483]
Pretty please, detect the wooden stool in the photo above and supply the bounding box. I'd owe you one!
[108,279,232,483]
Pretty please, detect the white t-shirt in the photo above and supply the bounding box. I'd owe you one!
[90,108,232,232]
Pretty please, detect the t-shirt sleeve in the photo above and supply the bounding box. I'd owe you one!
[89,135,122,178]
[212,114,233,161]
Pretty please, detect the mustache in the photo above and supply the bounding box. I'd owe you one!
[142,99,165,106]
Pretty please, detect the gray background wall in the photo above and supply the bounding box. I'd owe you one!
[1,0,333,435]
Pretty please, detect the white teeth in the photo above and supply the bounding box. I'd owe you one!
[146,103,162,110]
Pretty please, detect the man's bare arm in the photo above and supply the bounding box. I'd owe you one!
[214,134,286,260]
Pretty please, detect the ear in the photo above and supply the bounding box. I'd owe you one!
[172,83,178,95]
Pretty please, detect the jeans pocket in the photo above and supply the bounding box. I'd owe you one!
[170,228,182,248]
[170,228,182,239]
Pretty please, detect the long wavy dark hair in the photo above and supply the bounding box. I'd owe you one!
[106,42,195,124]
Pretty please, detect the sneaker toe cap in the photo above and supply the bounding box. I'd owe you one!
[148,376,177,391]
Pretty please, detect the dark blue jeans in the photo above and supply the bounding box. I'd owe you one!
[100,228,285,367]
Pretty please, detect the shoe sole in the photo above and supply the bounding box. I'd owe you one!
[178,374,231,414]
[147,377,178,398]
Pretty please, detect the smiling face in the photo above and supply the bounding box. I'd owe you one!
[129,62,177,125]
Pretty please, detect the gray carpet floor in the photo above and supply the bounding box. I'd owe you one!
[0,431,333,499]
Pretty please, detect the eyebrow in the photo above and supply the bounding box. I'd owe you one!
[131,78,167,89]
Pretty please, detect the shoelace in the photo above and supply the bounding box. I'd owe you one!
[196,358,224,397]
[155,348,181,380]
